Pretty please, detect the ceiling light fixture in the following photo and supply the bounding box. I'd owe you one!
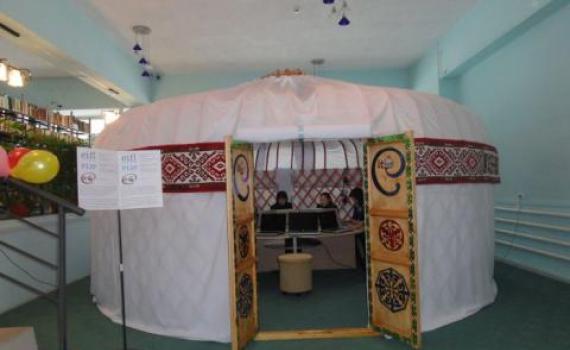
[132,25,160,80]
[0,60,7,82]
[310,58,325,76]
[0,59,31,87]
[132,43,142,53]
[323,0,351,26]
[7,68,24,87]
[132,25,151,54]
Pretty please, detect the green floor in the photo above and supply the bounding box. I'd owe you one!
[258,269,368,330]
[1,262,569,350]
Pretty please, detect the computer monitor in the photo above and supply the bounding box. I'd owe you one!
[258,211,287,233]
[288,211,319,233]
[319,209,339,231]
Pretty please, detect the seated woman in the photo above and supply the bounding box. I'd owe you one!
[348,187,366,269]
[270,191,293,210]
[348,187,364,223]
[269,191,298,252]
[316,192,338,209]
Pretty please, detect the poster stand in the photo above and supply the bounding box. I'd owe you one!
[116,210,134,350]
[76,147,163,350]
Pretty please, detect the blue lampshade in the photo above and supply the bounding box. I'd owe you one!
[323,0,335,4]
[338,15,350,26]
[138,57,149,65]
[141,70,150,77]
[132,43,142,52]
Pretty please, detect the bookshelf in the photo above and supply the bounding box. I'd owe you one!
[0,94,89,139]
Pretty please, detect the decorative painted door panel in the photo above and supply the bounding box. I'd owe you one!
[365,132,421,348]
[225,137,258,350]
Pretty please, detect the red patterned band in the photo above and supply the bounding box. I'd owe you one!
[133,138,499,193]
[414,138,500,185]
[135,142,226,193]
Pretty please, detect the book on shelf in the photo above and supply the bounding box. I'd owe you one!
[0,93,90,135]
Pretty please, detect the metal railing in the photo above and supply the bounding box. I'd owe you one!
[0,177,85,350]
[495,206,570,219]
[495,206,570,264]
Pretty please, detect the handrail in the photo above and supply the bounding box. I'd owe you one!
[0,271,57,303]
[3,177,85,216]
[5,211,60,238]
[495,217,570,233]
[496,229,570,248]
[495,206,570,219]
[0,241,58,270]
[0,177,83,350]
[496,239,570,263]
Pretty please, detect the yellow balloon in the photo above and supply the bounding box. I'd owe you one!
[11,150,60,184]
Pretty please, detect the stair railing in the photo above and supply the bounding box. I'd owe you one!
[0,177,85,350]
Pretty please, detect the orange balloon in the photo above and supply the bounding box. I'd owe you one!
[8,147,31,168]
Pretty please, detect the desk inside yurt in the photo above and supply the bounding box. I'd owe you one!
[256,226,363,272]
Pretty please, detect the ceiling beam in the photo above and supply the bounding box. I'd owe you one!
[438,0,569,78]
[0,0,151,106]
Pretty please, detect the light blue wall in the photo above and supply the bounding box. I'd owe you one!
[459,4,570,209]
[409,1,570,282]
[153,69,410,100]
[0,77,125,109]
[319,69,410,88]
[411,47,439,95]
[411,2,570,282]
[438,0,566,77]
[0,215,91,313]
[153,71,262,100]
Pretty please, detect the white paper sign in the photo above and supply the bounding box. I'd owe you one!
[77,147,163,210]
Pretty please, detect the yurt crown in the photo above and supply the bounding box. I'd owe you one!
[261,69,305,79]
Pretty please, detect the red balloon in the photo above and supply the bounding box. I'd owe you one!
[8,147,31,168]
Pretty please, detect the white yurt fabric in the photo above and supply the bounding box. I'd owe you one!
[90,76,497,342]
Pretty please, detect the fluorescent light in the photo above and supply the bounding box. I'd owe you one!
[0,62,7,82]
[7,68,23,87]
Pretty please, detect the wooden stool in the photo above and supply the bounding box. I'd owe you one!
[0,327,38,350]
[278,253,313,294]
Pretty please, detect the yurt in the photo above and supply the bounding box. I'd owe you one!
[90,75,499,348]
[3,2,570,350]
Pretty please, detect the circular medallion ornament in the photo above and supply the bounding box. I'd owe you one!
[379,220,404,251]
[375,268,410,313]
[371,147,406,196]
[233,154,250,202]
[237,273,254,318]
[238,225,250,259]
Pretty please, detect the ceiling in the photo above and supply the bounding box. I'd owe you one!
[79,0,478,74]
[0,39,70,78]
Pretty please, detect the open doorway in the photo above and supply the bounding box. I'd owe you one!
[225,133,421,350]
[252,139,368,331]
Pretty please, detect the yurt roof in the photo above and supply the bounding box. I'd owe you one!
[254,140,363,171]
[95,75,489,149]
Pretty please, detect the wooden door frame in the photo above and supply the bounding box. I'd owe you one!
[255,327,379,341]
[228,136,429,344]
[226,137,259,350]
[249,138,380,342]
